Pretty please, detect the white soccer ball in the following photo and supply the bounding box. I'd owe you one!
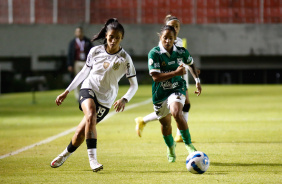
[186,151,210,174]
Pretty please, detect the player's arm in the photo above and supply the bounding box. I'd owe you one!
[114,76,138,112]
[55,64,91,106]
[184,50,202,96]
[151,64,186,82]
[148,48,186,82]
[114,55,138,112]
[187,63,201,96]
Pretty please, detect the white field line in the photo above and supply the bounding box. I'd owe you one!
[0,98,152,159]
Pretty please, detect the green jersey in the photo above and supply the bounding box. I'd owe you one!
[148,43,194,104]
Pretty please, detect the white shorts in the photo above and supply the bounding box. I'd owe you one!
[154,92,186,120]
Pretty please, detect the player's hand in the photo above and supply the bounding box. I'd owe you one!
[175,64,186,76]
[113,98,127,112]
[195,83,202,96]
[55,91,69,106]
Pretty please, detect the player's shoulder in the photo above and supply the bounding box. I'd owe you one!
[119,48,132,62]
[88,45,104,57]
[149,46,161,56]
[175,37,183,47]
[175,46,188,55]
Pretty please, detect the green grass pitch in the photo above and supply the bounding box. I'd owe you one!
[0,85,281,183]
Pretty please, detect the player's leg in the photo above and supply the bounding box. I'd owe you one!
[81,98,103,172]
[175,90,190,142]
[50,116,86,168]
[159,114,176,163]
[169,94,196,154]
[155,99,176,162]
[135,112,158,137]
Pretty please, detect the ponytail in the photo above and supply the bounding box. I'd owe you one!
[91,18,124,44]
[164,14,180,25]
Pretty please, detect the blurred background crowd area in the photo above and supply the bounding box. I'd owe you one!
[0,0,281,93]
[0,0,281,24]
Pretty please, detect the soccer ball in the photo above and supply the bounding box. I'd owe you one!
[186,151,210,174]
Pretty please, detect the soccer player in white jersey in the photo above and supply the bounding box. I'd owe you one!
[135,15,197,142]
[50,18,138,172]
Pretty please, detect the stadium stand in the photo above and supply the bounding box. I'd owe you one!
[0,0,281,92]
[0,0,281,24]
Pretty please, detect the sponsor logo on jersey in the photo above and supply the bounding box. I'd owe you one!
[154,50,161,55]
[103,62,110,69]
[149,58,154,65]
[161,81,179,90]
[154,63,160,68]
[120,51,126,58]
[95,48,102,55]
[168,61,175,65]
[176,49,185,55]
[161,61,166,66]
[177,58,183,65]
[113,62,120,70]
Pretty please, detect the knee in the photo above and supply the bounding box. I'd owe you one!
[85,110,97,126]
[171,110,182,120]
[162,123,171,130]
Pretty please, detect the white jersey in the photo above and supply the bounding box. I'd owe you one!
[175,37,189,88]
[175,37,183,47]
[80,45,136,108]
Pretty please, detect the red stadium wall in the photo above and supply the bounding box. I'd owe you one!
[0,0,281,24]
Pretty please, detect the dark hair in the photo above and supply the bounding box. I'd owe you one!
[91,18,124,44]
[159,25,176,37]
[164,14,180,25]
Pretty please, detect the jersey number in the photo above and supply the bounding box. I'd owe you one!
[97,106,106,118]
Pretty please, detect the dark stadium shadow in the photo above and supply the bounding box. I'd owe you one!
[211,162,282,167]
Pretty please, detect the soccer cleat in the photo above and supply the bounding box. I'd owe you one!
[185,144,197,154]
[50,150,72,168]
[167,142,176,163]
[135,117,146,137]
[174,135,183,142]
[90,160,103,172]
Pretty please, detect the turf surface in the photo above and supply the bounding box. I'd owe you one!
[0,85,281,183]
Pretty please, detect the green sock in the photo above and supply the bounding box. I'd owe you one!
[180,129,192,145]
[163,134,174,147]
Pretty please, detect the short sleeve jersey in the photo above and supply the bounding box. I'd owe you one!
[148,43,194,104]
[81,45,136,108]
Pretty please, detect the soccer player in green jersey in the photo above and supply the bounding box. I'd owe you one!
[148,25,201,162]
[135,15,198,143]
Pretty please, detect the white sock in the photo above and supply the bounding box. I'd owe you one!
[87,148,97,161]
[143,112,158,123]
[176,128,181,136]
[183,112,189,122]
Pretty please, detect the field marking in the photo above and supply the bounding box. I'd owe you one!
[0,98,152,159]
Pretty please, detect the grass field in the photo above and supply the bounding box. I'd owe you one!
[0,85,281,184]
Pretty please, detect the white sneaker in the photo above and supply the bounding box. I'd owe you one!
[90,160,103,172]
[50,149,72,168]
